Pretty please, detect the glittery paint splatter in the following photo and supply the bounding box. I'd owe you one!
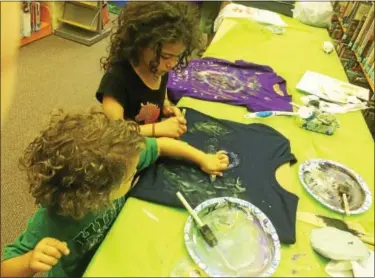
[190,121,232,137]
[160,164,246,207]
[226,151,240,170]
[194,70,244,93]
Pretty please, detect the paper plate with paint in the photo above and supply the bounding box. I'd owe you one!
[299,159,372,214]
[184,197,281,277]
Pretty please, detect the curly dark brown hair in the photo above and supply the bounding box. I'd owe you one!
[19,106,145,219]
[100,1,201,73]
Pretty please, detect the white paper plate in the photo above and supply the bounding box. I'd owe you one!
[184,197,280,277]
[299,159,372,214]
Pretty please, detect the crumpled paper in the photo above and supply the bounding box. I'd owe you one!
[214,3,287,33]
[293,1,333,28]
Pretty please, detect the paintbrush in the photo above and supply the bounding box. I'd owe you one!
[338,184,350,216]
[297,212,374,245]
[176,191,218,247]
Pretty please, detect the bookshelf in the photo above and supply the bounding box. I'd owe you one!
[54,1,111,46]
[329,1,374,99]
[20,2,52,46]
[354,51,374,93]
[20,1,110,47]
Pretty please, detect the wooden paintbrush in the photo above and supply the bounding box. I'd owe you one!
[338,184,350,216]
[297,212,374,245]
[176,191,218,247]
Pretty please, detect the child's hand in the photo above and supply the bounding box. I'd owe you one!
[156,117,187,138]
[200,150,229,176]
[28,237,70,272]
[163,105,182,118]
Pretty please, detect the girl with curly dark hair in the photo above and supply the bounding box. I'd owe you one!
[95,1,202,139]
[1,106,229,277]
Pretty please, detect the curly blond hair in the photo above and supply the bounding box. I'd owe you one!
[19,106,145,219]
[100,1,201,72]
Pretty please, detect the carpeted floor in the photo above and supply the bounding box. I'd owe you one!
[1,33,109,257]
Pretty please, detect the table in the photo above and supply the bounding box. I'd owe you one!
[84,16,374,277]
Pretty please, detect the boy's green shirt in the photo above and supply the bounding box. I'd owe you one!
[2,138,158,277]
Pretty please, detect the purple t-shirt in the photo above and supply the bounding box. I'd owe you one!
[167,57,293,112]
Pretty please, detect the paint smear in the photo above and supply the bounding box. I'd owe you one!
[160,164,246,207]
[226,151,240,170]
[190,121,232,137]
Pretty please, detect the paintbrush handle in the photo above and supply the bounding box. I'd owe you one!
[176,192,204,227]
[342,194,350,216]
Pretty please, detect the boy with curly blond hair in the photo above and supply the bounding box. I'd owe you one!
[1,107,229,277]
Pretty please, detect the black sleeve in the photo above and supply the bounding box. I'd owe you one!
[95,68,128,108]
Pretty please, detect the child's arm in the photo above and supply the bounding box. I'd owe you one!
[163,89,182,118]
[102,95,124,120]
[1,251,35,277]
[156,137,229,175]
[102,95,186,138]
[1,237,70,277]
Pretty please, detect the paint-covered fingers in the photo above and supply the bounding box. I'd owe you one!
[200,153,229,176]
[216,151,229,166]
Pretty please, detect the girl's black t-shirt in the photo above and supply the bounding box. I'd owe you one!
[96,61,168,124]
[129,107,299,244]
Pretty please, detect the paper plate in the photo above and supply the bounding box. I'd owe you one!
[184,197,280,277]
[299,159,372,214]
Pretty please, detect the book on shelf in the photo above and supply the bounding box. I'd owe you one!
[348,13,367,47]
[34,2,41,32]
[361,44,374,65]
[21,2,31,37]
[358,20,374,56]
[343,2,358,27]
[353,4,374,51]
[342,1,356,23]
[20,1,42,38]
[344,2,372,44]
[364,48,374,71]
